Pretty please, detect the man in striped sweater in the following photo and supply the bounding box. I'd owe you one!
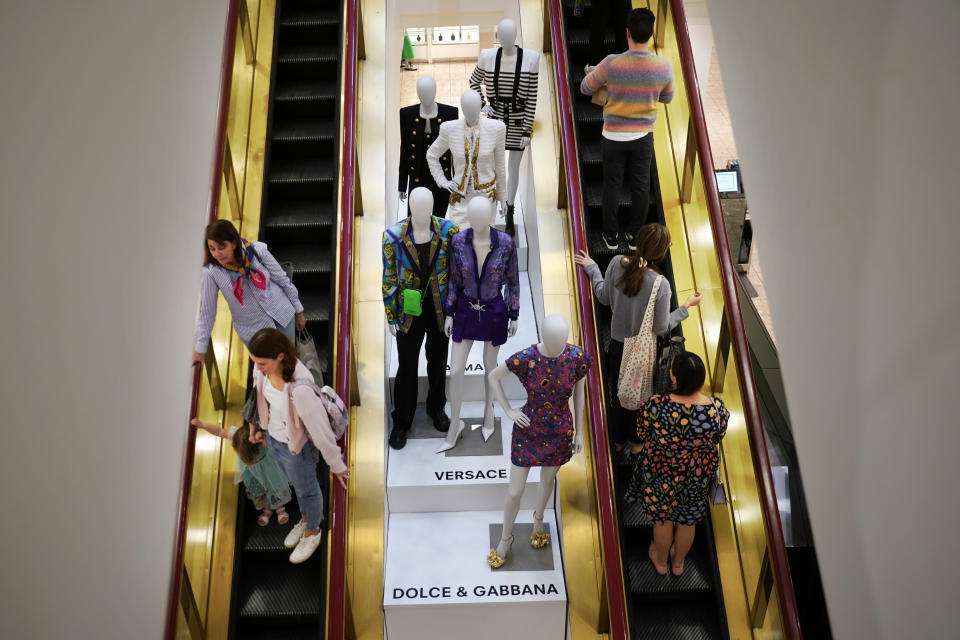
[580,8,675,250]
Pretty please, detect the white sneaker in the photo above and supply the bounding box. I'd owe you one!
[283,520,307,549]
[289,530,323,564]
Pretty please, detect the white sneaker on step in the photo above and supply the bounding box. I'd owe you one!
[289,531,323,564]
[283,520,306,548]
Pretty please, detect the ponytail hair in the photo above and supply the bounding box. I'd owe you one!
[616,223,671,297]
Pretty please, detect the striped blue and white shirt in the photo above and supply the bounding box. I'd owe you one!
[194,241,303,352]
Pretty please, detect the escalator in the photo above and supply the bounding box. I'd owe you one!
[228,0,343,637]
[559,1,728,637]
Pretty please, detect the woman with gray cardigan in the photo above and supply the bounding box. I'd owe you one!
[574,223,701,454]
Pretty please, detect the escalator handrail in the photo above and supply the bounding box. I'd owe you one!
[164,2,239,638]
[668,1,802,637]
[327,0,358,636]
[545,0,630,637]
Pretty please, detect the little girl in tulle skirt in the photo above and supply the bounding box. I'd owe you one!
[192,419,292,526]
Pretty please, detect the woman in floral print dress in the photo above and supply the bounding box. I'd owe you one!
[625,351,728,576]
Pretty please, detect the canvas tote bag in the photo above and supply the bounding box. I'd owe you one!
[617,275,663,410]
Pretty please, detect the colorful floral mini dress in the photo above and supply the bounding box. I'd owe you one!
[624,395,729,526]
[506,344,593,467]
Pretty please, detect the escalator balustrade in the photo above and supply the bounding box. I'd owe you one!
[561,2,727,637]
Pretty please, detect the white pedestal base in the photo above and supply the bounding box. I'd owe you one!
[384,510,567,640]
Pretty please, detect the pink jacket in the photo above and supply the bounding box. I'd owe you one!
[251,361,348,474]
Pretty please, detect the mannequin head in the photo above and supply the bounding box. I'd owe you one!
[461,90,482,126]
[541,315,569,354]
[498,19,517,50]
[416,76,437,106]
[466,196,493,230]
[408,187,434,227]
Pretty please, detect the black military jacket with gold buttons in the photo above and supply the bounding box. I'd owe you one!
[398,102,458,192]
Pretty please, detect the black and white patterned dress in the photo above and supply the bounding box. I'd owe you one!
[469,46,540,151]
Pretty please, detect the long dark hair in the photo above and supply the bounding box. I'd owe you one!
[672,351,706,395]
[616,223,671,297]
[231,424,263,465]
[204,219,244,267]
[248,328,298,382]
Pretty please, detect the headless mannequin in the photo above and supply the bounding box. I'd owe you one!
[487,315,586,566]
[387,188,434,338]
[493,19,528,207]
[437,197,518,453]
[399,77,440,203]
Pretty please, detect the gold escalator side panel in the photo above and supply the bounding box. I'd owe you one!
[345,0,388,636]
[177,1,277,638]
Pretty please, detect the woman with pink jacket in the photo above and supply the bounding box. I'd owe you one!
[246,328,349,564]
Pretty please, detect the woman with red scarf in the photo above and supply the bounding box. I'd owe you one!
[192,220,306,363]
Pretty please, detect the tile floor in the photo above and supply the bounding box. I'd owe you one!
[399,60,475,109]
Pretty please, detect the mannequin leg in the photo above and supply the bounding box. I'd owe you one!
[505,149,525,236]
[437,338,474,453]
[480,341,502,441]
[497,464,532,558]
[531,466,559,547]
[506,149,524,206]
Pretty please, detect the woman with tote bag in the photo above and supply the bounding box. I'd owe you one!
[574,223,700,455]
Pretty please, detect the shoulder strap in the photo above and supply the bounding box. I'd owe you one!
[512,47,523,98]
[638,274,663,335]
[492,47,525,103]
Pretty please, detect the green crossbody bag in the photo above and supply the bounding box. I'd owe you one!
[401,239,440,317]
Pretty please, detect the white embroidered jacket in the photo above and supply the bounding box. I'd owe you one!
[425,117,507,207]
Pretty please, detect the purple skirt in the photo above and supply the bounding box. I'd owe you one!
[451,294,509,346]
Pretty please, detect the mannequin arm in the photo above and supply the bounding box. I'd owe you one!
[468,64,485,106]
[381,231,402,326]
[571,377,586,454]
[494,123,507,205]
[521,51,539,138]
[489,364,530,427]
[425,125,452,188]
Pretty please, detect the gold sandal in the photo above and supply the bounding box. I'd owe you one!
[530,511,550,548]
[487,535,514,569]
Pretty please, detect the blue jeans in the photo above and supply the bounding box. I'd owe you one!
[267,433,324,530]
[275,316,296,344]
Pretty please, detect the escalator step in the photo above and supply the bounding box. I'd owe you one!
[279,9,339,27]
[237,560,324,617]
[264,202,335,229]
[272,119,338,142]
[631,602,723,640]
[621,498,652,529]
[580,140,602,165]
[275,80,338,102]
[565,25,618,51]
[268,159,335,184]
[268,245,332,275]
[626,549,713,598]
[234,616,319,640]
[300,292,331,323]
[278,45,339,64]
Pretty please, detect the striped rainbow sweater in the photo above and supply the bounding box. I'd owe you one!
[580,50,675,134]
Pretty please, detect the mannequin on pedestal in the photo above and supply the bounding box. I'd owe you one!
[437,196,520,454]
[382,188,459,449]
[398,77,458,218]
[469,18,540,236]
[485,315,592,568]
[426,90,507,230]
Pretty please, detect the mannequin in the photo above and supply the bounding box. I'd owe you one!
[426,90,507,230]
[398,77,458,218]
[382,188,459,449]
[437,197,520,453]
[485,315,591,568]
[469,18,540,237]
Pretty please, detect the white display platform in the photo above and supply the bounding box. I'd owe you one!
[384,509,567,640]
[387,276,537,403]
[387,401,555,513]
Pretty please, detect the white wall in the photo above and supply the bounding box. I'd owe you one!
[0,1,227,638]
[705,1,960,637]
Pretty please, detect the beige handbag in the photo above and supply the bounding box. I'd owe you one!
[591,86,608,107]
[617,275,663,410]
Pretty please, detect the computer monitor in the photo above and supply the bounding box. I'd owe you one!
[715,168,742,194]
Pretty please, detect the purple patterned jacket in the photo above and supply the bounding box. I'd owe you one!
[445,227,520,320]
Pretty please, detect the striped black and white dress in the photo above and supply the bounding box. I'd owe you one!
[469,46,540,151]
